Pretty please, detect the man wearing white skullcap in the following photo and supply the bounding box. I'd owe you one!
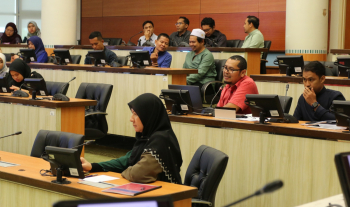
[183,29,216,94]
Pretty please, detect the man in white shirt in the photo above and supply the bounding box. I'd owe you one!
[138,21,158,46]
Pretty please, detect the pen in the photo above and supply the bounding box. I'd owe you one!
[85,174,98,178]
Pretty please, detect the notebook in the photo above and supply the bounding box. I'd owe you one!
[102,183,162,196]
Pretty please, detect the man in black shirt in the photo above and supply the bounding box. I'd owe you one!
[169,17,191,47]
[201,17,227,47]
[84,31,119,67]
[293,61,345,121]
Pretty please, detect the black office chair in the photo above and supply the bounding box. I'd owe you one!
[45,81,69,96]
[3,53,11,62]
[30,130,85,158]
[260,40,272,74]
[71,55,82,64]
[48,56,55,63]
[226,39,241,48]
[117,56,128,66]
[304,61,339,76]
[75,83,113,140]
[237,40,244,48]
[201,59,226,104]
[184,145,229,207]
[103,38,122,46]
[279,96,293,113]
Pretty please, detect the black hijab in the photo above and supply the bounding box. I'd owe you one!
[2,23,22,44]
[7,59,43,88]
[128,93,183,184]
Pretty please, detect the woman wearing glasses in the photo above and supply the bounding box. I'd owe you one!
[0,23,22,44]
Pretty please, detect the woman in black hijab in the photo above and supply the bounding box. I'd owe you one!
[81,93,183,184]
[7,59,43,91]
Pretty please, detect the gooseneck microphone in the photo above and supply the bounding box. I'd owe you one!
[126,31,143,46]
[223,180,284,207]
[12,82,29,97]
[52,77,76,101]
[0,131,22,139]
[71,140,95,149]
[202,85,224,115]
[283,83,289,113]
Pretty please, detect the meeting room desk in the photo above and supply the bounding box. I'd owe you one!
[0,151,197,207]
[54,45,267,76]
[20,63,197,137]
[168,114,350,207]
[330,49,350,62]
[250,74,350,115]
[0,95,96,155]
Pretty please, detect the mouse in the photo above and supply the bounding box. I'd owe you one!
[12,90,29,97]
[52,93,70,101]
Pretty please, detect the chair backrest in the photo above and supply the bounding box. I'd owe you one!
[262,40,272,60]
[304,61,339,76]
[237,40,244,48]
[103,38,122,45]
[214,59,226,82]
[184,145,228,207]
[71,55,82,64]
[46,81,69,95]
[75,82,113,112]
[30,130,85,158]
[117,56,128,66]
[47,56,55,63]
[226,39,241,47]
[278,95,293,114]
[3,53,11,62]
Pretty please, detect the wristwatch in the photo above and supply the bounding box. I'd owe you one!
[311,102,319,109]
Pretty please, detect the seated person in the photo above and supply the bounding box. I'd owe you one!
[138,21,158,46]
[0,22,21,44]
[169,16,191,46]
[6,59,44,94]
[216,55,259,114]
[293,61,345,121]
[27,36,48,63]
[80,93,183,184]
[84,31,118,67]
[23,21,41,43]
[201,17,227,47]
[0,53,8,77]
[142,33,172,68]
[241,16,264,48]
[184,29,216,92]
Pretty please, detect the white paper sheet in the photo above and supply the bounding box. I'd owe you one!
[83,175,119,183]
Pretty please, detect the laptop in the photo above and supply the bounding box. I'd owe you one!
[53,196,174,207]
[168,85,203,113]
[334,152,350,207]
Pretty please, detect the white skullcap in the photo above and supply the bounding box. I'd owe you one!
[190,29,205,39]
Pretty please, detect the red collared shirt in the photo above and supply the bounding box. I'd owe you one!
[216,76,259,114]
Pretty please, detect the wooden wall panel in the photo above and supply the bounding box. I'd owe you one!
[200,13,258,40]
[81,17,103,45]
[259,0,286,12]
[345,0,350,49]
[201,0,259,14]
[102,0,150,17]
[82,0,103,17]
[150,0,200,15]
[258,11,286,50]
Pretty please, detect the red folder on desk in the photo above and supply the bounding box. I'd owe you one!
[102,183,162,196]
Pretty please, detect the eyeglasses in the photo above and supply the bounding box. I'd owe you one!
[5,28,14,33]
[202,28,212,33]
[222,66,241,73]
[175,22,184,26]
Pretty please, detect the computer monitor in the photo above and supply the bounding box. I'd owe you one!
[19,49,37,63]
[23,78,49,100]
[168,85,203,113]
[87,50,107,66]
[44,146,85,184]
[53,196,174,207]
[332,100,350,131]
[336,57,350,78]
[276,55,304,76]
[0,77,12,93]
[334,151,350,207]
[160,89,193,115]
[130,51,152,68]
[245,94,285,124]
[53,49,72,65]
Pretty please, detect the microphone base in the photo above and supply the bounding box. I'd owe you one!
[51,179,71,185]
[126,41,136,46]
[201,107,214,116]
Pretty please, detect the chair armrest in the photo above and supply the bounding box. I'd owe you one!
[85,111,108,117]
[192,198,212,206]
[202,81,224,104]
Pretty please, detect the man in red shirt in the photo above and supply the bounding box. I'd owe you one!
[216,55,259,114]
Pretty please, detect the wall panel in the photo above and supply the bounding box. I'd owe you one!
[259,11,286,50]
[81,17,103,45]
[102,0,150,17]
[82,0,103,17]
[150,0,200,15]
[345,0,350,49]
[259,0,286,12]
[201,0,259,14]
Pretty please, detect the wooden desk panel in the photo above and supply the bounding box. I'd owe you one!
[0,151,197,207]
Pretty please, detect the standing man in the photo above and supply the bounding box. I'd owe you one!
[216,55,259,114]
[84,31,119,67]
[201,17,227,47]
[293,61,345,121]
[183,29,216,92]
[241,16,264,48]
[142,33,172,68]
[138,21,157,46]
[169,17,191,46]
